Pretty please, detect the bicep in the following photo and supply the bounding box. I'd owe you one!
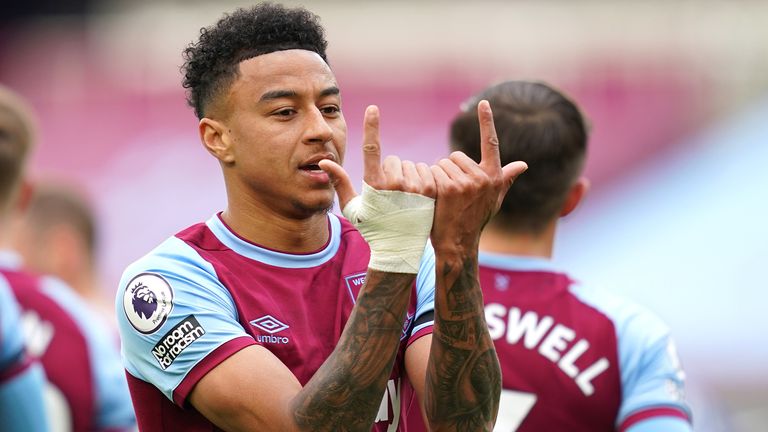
[189,344,304,432]
[404,334,431,430]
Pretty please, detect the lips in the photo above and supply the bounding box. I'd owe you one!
[300,153,336,171]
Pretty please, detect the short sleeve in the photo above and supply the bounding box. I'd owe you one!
[616,312,692,430]
[410,241,436,343]
[116,237,256,406]
[0,277,25,373]
[571,284,692,430]
[38,276,136,430]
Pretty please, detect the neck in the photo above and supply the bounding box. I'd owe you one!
[479,219,557,259]
[222,188,330,254]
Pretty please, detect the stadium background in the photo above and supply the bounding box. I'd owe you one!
[2,1,766,430]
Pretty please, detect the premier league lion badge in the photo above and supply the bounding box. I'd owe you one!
[123,273,174,334]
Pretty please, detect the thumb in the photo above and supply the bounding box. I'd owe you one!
[501,161,528,187]
[319,159,357,210]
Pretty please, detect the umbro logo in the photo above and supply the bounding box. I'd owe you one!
[250,315,289,334]
[250,315,290,344]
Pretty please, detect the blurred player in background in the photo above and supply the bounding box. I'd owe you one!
[11,182,115,323]
[0,83,51,432]
[1,271,48,431]
[116,3,526,431]
[0,84,136,431]
[428,80,691,432]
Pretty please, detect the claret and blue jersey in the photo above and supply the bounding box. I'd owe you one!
[479,252,692,432]
[0,251,135,432]
[1,274,49,431]
[117,212,436,431]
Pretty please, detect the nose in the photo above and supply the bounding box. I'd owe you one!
[304,107,334,145]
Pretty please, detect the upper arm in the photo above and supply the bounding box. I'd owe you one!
[0,362,50,431]
[0,276,25,371]
[405,334,430,405]
[117,239,320,431]
[117,240,254,403]
[0,279,49,431]
[189,344,305,431]
[404,242,437,429]
[616,314,691,430]
[39,276,136,430]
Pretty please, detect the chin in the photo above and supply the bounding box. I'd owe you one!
[290,197,334,218]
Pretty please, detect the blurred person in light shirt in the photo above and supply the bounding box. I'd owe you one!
[0,84,136,432]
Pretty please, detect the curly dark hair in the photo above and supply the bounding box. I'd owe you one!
[450,81,588,234]
[181,3,329,119]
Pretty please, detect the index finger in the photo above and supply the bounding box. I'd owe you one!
[477,100,501,169]
[362,105,384,185]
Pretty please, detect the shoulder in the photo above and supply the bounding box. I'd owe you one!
[121,234,220,292]
[569,283,671,348]
[117,233,235,336]
[572,284,690,425]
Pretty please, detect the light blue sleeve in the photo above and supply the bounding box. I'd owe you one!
[0,277,25,370]
[40,276,136,431]
[116,236,253,403]
[615,313,691,426]
[0,277,50,431]
[0,362,51,432]
[625,416,692,432]
[572,285,692,429]
[412,241,436,335]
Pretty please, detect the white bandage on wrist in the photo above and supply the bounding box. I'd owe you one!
[342,182,435,274]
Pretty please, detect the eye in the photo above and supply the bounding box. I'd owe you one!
[320,105,341,116]
[274,108,297,117]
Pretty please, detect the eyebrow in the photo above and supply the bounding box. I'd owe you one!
[320,87,340,97]
[258,86,340,102]
[259,90,296,102]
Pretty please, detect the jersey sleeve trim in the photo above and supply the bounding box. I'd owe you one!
[172,335,256,407]
[619,406,691,431]
[406,325,433,347]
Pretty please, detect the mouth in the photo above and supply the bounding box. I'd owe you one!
[299,163,323,172]
[299,153,336,173]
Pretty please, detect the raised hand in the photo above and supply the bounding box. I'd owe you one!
[318,105,436,209]
[424,100,527,432]
[320,105,436,274]
[430,100,528,250]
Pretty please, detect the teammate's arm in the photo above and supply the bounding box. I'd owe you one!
[617,333,692,432]
[191,106,437,432]
[625,417,692,432]
[0,282,50,431]
[423,100,527,431]
[0,362,50,431]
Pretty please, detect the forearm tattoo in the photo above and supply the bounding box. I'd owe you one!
[292,270,413,431]
[426,257,502,431]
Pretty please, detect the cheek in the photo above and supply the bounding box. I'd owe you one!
[334,120,348,161]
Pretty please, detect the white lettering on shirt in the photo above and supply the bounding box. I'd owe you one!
[485,303,610,397]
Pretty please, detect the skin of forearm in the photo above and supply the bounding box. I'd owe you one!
[291,269,414,431]
[425,251,502,432]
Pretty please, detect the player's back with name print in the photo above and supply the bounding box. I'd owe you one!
[480,262,622,431]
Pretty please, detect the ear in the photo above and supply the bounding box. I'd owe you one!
[199,118,235,165]
[560,177,590,217]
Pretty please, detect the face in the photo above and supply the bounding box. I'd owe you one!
[208,49,347,219]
